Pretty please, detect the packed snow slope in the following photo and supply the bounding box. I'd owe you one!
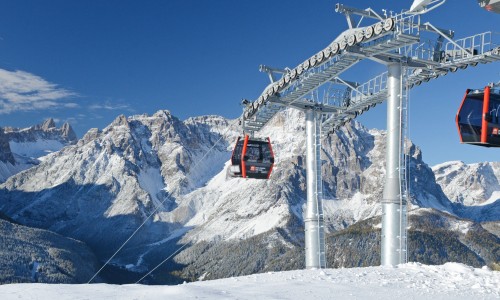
[0,263,498,300]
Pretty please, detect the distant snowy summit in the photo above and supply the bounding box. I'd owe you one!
[433,160,500,207]
[3,118,77,153]
[0,118,77,183]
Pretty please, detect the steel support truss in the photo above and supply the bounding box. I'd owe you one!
[239,3,500,268]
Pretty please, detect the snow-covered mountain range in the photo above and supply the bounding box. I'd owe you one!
[0,109,498,283]
[433,161,500,206]
[0,119,77,183]
[432,160,500,221]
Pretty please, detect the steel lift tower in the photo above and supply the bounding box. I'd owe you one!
[240,2,500,268]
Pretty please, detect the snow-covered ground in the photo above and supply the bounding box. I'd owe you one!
[1,263,498,300]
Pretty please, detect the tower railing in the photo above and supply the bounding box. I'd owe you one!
[443,31,496,62]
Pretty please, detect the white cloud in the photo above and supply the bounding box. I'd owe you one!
[63,117,78,125]
[63,102,79,108]
[0,69,76,114]
[88,102,131,111]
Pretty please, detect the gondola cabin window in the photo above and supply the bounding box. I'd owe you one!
[456,86,500,147]
[228,135,275,179]
[457,92,483,137]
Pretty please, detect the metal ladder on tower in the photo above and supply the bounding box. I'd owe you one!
[314,112,326,268]
[398,69,410,264]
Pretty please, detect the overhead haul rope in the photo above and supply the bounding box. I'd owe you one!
[142,110,352,281]
[135,123,282,283]
[88,117,241,283]
[137,178,259,282]
[136,119,288,283]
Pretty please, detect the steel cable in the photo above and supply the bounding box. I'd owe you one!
[87,117,241,283]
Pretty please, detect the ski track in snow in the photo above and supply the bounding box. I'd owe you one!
[0,263,498,300]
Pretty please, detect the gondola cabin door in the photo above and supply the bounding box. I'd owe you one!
[456,86,500,147]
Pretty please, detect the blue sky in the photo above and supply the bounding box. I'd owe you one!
[0,0,498,166]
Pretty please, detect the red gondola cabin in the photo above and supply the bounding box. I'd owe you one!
[228,135,274,179]
[456,85,500,147]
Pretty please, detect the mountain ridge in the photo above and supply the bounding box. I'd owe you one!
[0,119,78,183]
[0,109,498,283]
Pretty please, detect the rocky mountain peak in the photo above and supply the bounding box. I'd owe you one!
[0,118,79,183]
[153,109,175,120]
[79,128,102,146]
[61,122,77,142]
[40,118,56,131]
[433,160,500,208]
[6,119,78,144]
[112,114,129,127]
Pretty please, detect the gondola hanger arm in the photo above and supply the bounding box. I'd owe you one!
[408,0,447,15]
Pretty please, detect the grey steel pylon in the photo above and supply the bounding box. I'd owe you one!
[304,109,326,269]
[381,63,408,266]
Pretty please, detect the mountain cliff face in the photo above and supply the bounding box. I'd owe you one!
[0,109,498,283]
[433,161,500,221]
[433,161,500,206]
[0,129,15,165]
[0,119,77,183]
[0,111,233,261]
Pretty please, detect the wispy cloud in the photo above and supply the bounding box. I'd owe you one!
[0,69,76,114]
[63,102,79,108]
[88,101,132,111]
